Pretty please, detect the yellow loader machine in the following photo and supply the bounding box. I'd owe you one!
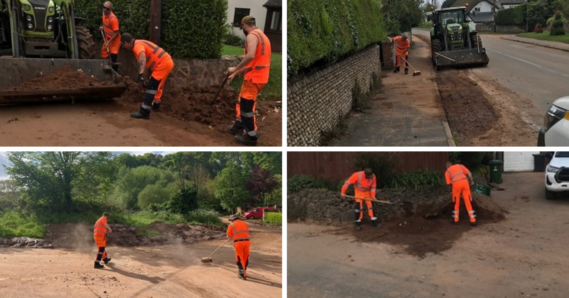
[430,6,489,70]
[0,0,126,103]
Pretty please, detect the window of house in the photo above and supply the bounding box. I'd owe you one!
[233,8,250,27]
[475,8,481,12]
[270,10,282,32]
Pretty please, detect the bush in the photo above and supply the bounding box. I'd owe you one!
[550,11,566,35]
[264,212,282,226]
[224,33,243,47]
[288,0,386,77]
[535,23,544,33]
[496,5,526,26]
[386,170,446,190]
[0,211,46,238]
[353,153,396,187]
[187,209,222,225]
[74,0,227,59]
[288,175,339,193]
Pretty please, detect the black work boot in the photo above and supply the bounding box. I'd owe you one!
[235,134,258,146]
[371,219,381,228]
[130,107,150,119]
[355,222,362,231]
[393,67,400,73]
[228,125,244,136]
[94,261,104,269]
[405,68,409,75]
[151,102,161,111]
[238,270,246,280]
[103,257,111,264]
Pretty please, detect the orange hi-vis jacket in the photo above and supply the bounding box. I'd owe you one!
[244,29,271,84]
[94,217,108,237]
[227,220,250,241]
[102,12,120,52]
[341,171,377,199]
[445,164,470,185]
[393,36,410,56]
[132,40,171,73]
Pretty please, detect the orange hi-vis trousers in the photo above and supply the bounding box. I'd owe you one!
[452,180,476,223]
[150,56,174,103]
[355,195,376,222]
[234,240,250,276]
[235,80,266,138]
[94,234,108,260]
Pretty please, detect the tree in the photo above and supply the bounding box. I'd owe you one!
[382,0,424,34]
[246,165,279,208]
[73,152,117,204]
[442,0,456,8]
[215,163,249,213]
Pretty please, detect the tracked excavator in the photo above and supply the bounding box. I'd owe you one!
[0,0,126,104]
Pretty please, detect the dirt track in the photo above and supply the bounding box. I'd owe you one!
[0,223,281,298]
[289,172,569,297]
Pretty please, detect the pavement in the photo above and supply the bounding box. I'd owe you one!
[334,33,453,147]
[501,35,569,52]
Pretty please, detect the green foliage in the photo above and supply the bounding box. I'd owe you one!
[215,164,250,212]
[517,30,569,42]
[0,211,45,238]
[353,153,396,187]
[528,0,554,32]
[288,175,341,193]
[164,186,199,214]
[74,0,227,59]
[496,5,527,26]
[550,11,566,35]
[228,52,283,100]
[352,80,372,112]
[222,45,243,56]
[137,182,178,209]
[288,0,387,77]
[186,209,223,225]
[382,0,424,35]
[111,165,174,210]
[224,34,243,47]
[264,212,282,226]
[450,152,492,170]
[386,170,445,190]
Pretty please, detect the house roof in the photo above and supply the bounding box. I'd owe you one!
[451,0,501,12]
[469,12,495,23]
[263,0,282,8]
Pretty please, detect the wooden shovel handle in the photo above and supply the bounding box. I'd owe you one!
[206,238,232,258]
[343,194,394,204]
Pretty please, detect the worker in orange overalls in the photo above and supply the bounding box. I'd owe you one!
[392,33,411,75]
[99,1,121,72]
[341,168,379,230]
[227,16,271,146]
[227,214,251,280]
[445,162,477,226]
[94,212,113,269]
[121,33,175,119]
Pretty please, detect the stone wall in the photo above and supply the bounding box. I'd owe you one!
[116,46,240,89]
[287,45,381,146]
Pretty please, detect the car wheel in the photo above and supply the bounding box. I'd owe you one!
[545,188,556,200]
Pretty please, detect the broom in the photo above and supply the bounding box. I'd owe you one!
[201,238,231,263]
[397,54,421,76]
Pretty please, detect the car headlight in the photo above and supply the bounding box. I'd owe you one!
[547,165,560,173]
[543,105,567,131]
[26,15,32,22]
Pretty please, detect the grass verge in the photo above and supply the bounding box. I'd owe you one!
[228,52,282,100]
[516,30,569,44]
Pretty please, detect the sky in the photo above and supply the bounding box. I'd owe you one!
[0,151,179,180]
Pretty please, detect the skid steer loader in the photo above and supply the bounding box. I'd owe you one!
[0,0,126,103]
[430,6,489,70]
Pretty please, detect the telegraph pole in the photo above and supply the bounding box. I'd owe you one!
[493,0,497,33]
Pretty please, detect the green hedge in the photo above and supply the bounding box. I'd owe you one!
[74,0,227,59]
[264,212,282,226]
[288,0,386,77]
[496,5,526,26]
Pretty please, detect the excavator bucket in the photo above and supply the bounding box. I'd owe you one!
[0,58,127,104]
[434,48,489,70]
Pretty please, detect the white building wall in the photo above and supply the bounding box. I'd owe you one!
[504,152,540,172]
[227,0,268,39]
[473,1,495,13]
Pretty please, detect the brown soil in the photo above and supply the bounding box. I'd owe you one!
[333,193,507,258]
[436,69,498,146]
[1,66,115,92]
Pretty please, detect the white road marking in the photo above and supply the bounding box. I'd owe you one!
[487,48,569,78]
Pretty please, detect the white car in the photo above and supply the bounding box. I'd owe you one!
[538,96,569,146]
[545,152,569,200]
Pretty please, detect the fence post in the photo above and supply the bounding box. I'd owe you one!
[149,0,162,45]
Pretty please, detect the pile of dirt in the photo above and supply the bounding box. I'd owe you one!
[1,66,115,92]
[0,221,226,249]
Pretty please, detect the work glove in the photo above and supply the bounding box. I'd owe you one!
[138,73,147,88]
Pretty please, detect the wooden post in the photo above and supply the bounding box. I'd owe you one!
[149,0,162,45]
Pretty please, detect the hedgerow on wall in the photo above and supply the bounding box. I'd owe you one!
[495,5,526,26]
[287,0,386,77]
[73,0,227,59]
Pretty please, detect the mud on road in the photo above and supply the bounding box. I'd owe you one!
[0,223,282,298]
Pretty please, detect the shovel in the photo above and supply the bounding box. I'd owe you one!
[424,200,453,219]
[212,73,230,102]
[99,29,127,87]
[343,195,395,205]
[201,238,231,263]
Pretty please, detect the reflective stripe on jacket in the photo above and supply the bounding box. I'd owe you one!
[243,29,271,84]
[94,217,107,236]
[445,164,470,184]
[227,220,250,241]
[341,171,377,197]
[132,39,171,72]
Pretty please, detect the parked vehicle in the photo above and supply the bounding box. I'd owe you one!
[544,152,569,200]
[538,96,569,146]
[244,207,277,219]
